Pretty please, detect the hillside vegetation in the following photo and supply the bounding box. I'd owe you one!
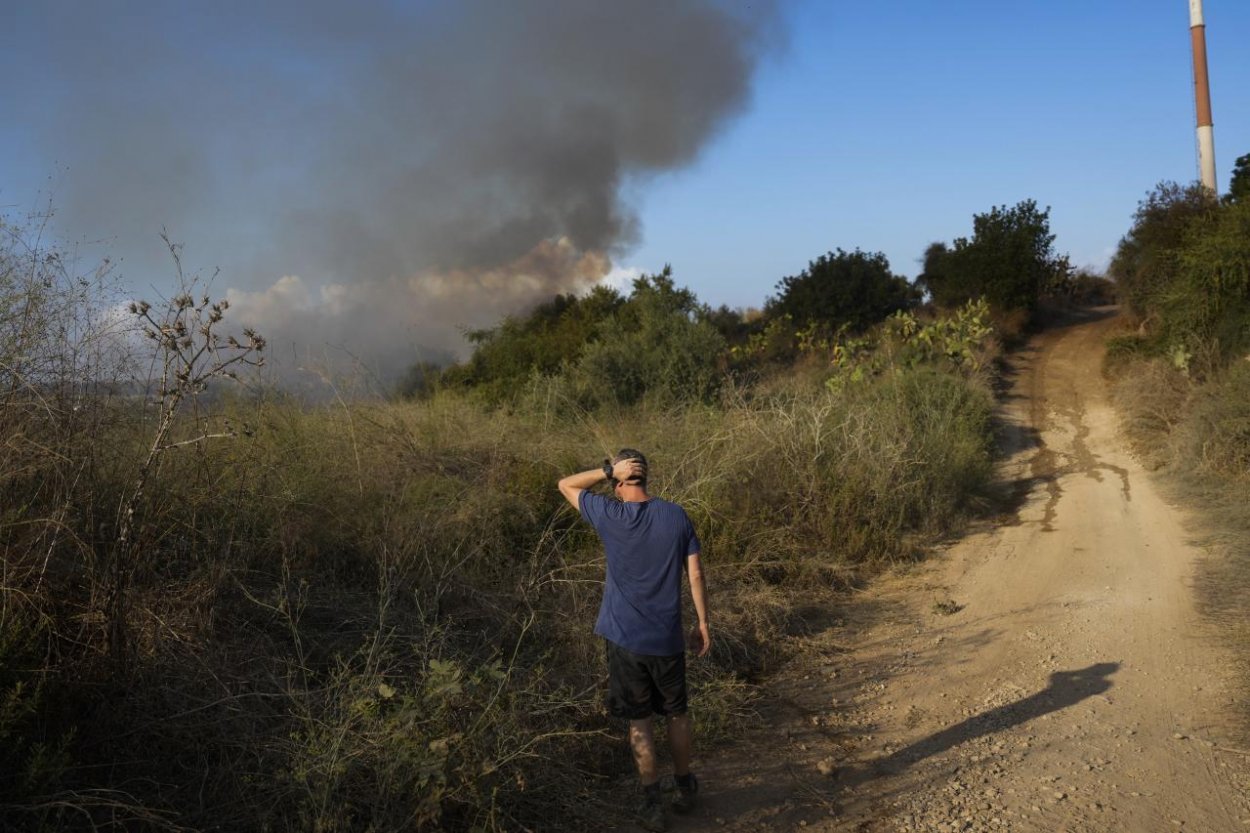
[1,199,1089,831]
[1104,162,1250,712]
[1106,165,1250,477]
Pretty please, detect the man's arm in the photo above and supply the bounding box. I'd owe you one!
[557,457,644,510]
[686,553,711,657]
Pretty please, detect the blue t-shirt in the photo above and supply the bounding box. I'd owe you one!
[580,491,701,656]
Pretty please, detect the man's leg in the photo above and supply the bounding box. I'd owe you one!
[630,717,666,830]
[667,712,699,814]
[668,713,692,776]
[628,717,659,785]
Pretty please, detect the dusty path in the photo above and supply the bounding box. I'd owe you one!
[666,309,1250,832]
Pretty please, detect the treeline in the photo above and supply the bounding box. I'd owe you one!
[400,198,1108,407]
[1,196,1092,832]
[1110,154,1250,373]
[1107,154,1250,472]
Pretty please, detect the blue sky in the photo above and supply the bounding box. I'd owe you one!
[628,0,1249,310]
[1,0,1246,369]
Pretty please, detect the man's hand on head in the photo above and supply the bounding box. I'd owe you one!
[612,457,645,484]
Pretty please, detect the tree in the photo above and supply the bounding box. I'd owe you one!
[573,267,726,407]
[1228,153,1250,204]
[1164,198,1250,365]
[1108,182,1213,319]
[1107,180,1249,369]
[436,284,623,403]
[919,200,1064,315]
[766,248,917,335]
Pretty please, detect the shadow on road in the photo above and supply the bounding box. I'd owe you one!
[849,662,1120,783]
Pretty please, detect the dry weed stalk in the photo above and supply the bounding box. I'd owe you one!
[107,233,265,666]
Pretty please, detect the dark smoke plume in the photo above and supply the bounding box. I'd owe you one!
[4,1,782,382]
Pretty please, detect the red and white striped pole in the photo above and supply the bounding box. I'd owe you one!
[1189,0,1217,195]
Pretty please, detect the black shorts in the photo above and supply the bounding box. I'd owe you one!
[605,640,688,720]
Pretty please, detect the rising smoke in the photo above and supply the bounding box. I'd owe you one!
[4,1,782,383]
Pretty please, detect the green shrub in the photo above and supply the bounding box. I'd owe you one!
[766,248,918,335]
[727,313,803,369]
[1104,332,1162,372]
[1067,270,1118,306]
[831,368,994,542]
[438,286,623,405]
[920,200,1066,316]
[1164,199,1250,367]
[1227,152,1250,205]
[572,269,726,407]
[281,643,602,832]
[1108,184,1250,375]
[435,268,727,410]
[879,299,996,376]
[1109,182,1215,322]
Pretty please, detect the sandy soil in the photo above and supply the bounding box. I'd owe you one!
[661,309,1250,832]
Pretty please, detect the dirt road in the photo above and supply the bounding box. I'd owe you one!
[676,310,1250,832]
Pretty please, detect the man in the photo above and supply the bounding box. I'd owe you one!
[558,449,711,832]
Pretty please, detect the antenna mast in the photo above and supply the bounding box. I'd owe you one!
[1189,0,1217,195]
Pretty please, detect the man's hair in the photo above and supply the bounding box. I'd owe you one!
[612,448,648,487]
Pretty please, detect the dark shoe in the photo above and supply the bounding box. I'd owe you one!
[671,772,698,814]
[636,792,666,831]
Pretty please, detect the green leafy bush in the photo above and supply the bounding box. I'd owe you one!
[437,285,623,404]
[1109,181,1250,373]
[1109,182,1214,322]
[1165,199,1250,366]
[882,299,996,374]
[920,199,1067,316]
[818,300,997,394]
[1228,153,1250,205]
[766,248,918,335]
[572,268,726,407]
[282,645,598,832]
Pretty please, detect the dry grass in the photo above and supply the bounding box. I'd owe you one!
[1109,350,1250,735]
[3,361,1001,831]
[0,236,1003,832]
[1107,356,1192,470]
